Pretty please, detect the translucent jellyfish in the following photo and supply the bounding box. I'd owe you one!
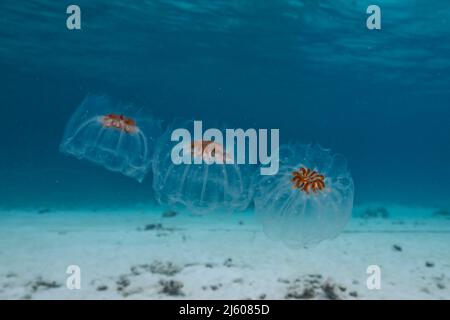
[253,143,354,248]
[60,95,162,182]
[152,120,253,215]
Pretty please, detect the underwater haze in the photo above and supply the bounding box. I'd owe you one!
[1,0,450,209]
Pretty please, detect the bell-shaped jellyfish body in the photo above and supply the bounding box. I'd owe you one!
[60,95,162,182]
[152,120,253,215]
[253,143,354,248]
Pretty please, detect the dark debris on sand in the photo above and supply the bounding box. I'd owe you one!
[116,275,131,292]
[159,279,184,296]
[96,285,108,291]
[130,260,182,276]
[27,277,62,293]
[111,260,186,297]
[149,261,182,276]
[137,223,180,233]
[433,208,450,217]
[223,258,235,267]
[202,283,223,291]
[162,210,178,218]
[432,275,446,290]
[284,275,356,300]
[142,223,163,231]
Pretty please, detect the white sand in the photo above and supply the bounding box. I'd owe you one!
[0,205,449,300]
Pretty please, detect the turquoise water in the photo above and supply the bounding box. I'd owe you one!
[1,0,449,210]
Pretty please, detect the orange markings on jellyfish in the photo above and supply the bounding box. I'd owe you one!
[291,167,326,194]
[190,140,232,163]
[101,114,137,133]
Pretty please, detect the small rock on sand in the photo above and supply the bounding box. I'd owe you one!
[286,287,316,299]
[223,258,234,267]
[27,277,61,292]
[37,208,51,215]
[150,261,182,276]
[349,291,358,297]
[159,280,184,296]
[143,223,163,231]
[96,285,108,291]
[321,279,340,300]
[116,276,130,291]
[162,210,178,218]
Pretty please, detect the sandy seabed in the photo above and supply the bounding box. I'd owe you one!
[0,205,449,300]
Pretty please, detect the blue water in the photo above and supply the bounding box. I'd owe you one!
[1,0,449,209]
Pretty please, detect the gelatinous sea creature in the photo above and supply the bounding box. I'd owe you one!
[253,143,354,248]
[152,120,253,215]
[101,114,137,133]
[291,167,325,194]
[60,95,162,182]
[190,140,232,163]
